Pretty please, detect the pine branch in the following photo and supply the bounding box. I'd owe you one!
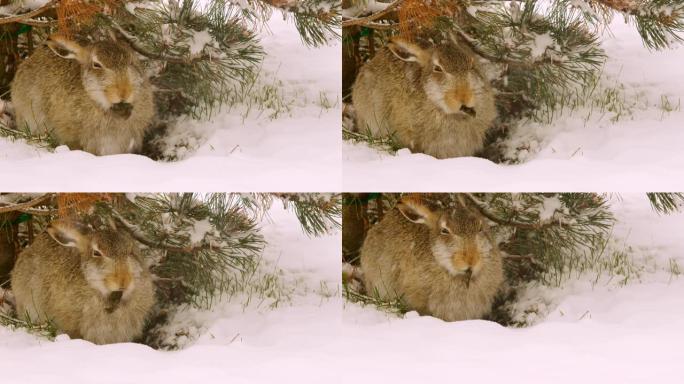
[450,29,564,68]
[108,193,265,308]
[272,193,341,236]
[110,209,195,253]
[109,21,212,64]
[647,192,684,214]
[111,0,265,119]
[589,0,684,48]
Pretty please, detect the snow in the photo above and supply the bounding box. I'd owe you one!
[343,18,684,191]
[1,197,670,383]
[343,195,684,383]
[342,0,390,18]
[569,0,599,18]
[188,30,213,55]
[539,195,562,222]
[527,32,554,59]
[188,218,212,245]
[0,204,341,384]
[0,15,341,192]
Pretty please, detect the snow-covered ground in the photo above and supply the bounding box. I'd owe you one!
[343,195,684,383]
[4,195,683,383]
[0,15,341,192]
[343,19,684,191]
[0,205,341,384]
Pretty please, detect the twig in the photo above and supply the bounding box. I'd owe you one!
[342,0,404,28]
[349,21,399,30]
[261,0,338,20]
[464,193,549,230]
[17,207,56,216]
[110,209,191,253]
[591,0,648,15]
[0,194,54,214]
[109,208,236,256]
[13,18,57,26]
[110,23,211,64]
[451,29,562,68]
[0,0,58,25]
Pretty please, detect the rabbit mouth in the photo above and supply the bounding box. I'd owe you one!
[462,269,473,288]
[459,105,477,118]
[111,102,133,119]
[104,290,124,313]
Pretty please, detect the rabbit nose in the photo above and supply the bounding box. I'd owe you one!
[460,105,476,117]
[111,102,133,119]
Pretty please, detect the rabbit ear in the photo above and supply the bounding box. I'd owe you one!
[387,38,428,65]
[47,220,91,251]
[46,35,87,63]
[396,197,436,226]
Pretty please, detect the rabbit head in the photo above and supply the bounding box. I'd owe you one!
[396,195,493,286]
[387,36,487,118]
[46,219,145,312]
[46,35,146,119]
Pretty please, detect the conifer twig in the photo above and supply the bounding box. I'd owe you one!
[109,23,212,64]
[450,29,563,68]
[109,209,196,253]
[464,193,552,230]
[261,0,338,19]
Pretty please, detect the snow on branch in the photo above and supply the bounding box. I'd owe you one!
[109,21,212,65]
[464,193,550,230]
[588,0,684,48]
[110,208,208,253]
[261,0,338,15]
[450,29,564,68]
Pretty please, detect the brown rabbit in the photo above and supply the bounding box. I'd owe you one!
[360,194,503,321]
[11,35,155,155]
[352,35,496,159]
[11,219,155,344]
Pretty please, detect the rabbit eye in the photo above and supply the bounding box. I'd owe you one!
[433,64,444,73]
[440,227,451,235]
[92,61,103,70]
[93,249,103,257]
